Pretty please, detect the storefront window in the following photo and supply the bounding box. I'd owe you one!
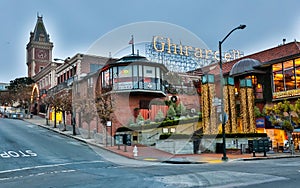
[112,66,118,85]
[143,66,156,89]
[103,69,110,87]
[133,65,138,89]
[115,66,133,90]
[272,59,300,92]
[295,58,300,88]
[273,63,284,92]
[245,75,263,99]
[156,67,161,90]
[284,60,295,90]
[101,62,166,93]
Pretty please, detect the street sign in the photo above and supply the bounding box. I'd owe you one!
[220,113,228,123]
[107,121,112,127]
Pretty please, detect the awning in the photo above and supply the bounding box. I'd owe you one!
[293,129,300,133]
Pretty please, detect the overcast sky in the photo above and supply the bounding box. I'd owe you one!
[1,0,300,83]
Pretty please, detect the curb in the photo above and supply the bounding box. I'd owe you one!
[23,119,300,164]
[241,155,300,161]
[25,120,136,160]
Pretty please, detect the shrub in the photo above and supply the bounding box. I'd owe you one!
[176,101,187,116]
[254,106,262,118]
[136,113,145,124]
[155,110,165,122]
[167,105,176,119]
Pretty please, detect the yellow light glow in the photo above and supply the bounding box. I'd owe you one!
[257,84,261,89]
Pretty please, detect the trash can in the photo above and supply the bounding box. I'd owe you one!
[193,139,200,154]
[216,143,223,153]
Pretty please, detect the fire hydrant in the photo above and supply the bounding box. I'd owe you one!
[133,145,138,157]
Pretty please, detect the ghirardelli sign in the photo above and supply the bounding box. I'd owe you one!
[146,36,243,72]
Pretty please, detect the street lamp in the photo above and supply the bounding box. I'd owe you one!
[219,24,246,161]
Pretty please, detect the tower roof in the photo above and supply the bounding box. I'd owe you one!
[32,15,50,42]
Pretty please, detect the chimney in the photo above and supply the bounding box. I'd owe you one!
[283,38,286,45]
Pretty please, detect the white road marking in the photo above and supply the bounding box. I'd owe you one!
[0,150,37,158]
[152,171,289,188]
[24,124,35,128]
[0,169,76,181]
[0,160,104,174]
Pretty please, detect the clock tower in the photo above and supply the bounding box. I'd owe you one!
[26,15,53,78]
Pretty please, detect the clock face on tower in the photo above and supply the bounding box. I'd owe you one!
[35,48,48,60]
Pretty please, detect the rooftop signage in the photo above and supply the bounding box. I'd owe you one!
[145,36,244,72]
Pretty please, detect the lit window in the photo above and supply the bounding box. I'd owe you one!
[273,63,284,92]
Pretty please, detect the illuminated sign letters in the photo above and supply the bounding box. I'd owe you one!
[145,36,244,72]
[152,36,242,62]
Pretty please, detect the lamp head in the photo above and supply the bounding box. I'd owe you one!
[238,24,246,30]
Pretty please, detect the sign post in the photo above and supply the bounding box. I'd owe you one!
[107,121,112,146]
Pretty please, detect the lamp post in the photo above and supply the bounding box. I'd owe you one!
[219,24,246,161]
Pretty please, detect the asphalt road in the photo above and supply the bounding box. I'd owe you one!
[0,118,300,188]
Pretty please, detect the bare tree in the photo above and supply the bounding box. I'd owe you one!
[95,92,115,126]
[58,90,72,131]
[80,96,97,139]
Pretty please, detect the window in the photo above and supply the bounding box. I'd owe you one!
[156,67,161,90]
[272,59,300,92]
[284,60,295,90]
[88,77,93,88]
[133,65,138,89]
[113,66,133,90]
[295,58,300,88]
[144,66,155,78]
[119,66,132,78]
[245,75,263,99]
[273,63,284,92]
[103,70,109,87]
[90,64,103,73]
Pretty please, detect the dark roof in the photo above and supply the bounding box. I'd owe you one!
[199,41,300,76]
[229,58,263,76]
[223,41,300,74]
[101,54,168,72]
[33,16,50,42]
[116,54,149,63]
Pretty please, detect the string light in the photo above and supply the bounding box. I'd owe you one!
[209,83,217,134]
[247,88,256,133]
[229,85,237,133]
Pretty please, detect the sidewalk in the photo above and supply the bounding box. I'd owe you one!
[23,116,300,164]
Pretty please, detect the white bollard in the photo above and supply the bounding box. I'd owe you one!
[133,145,138,157]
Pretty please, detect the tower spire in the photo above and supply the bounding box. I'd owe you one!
[32,14,49,42]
